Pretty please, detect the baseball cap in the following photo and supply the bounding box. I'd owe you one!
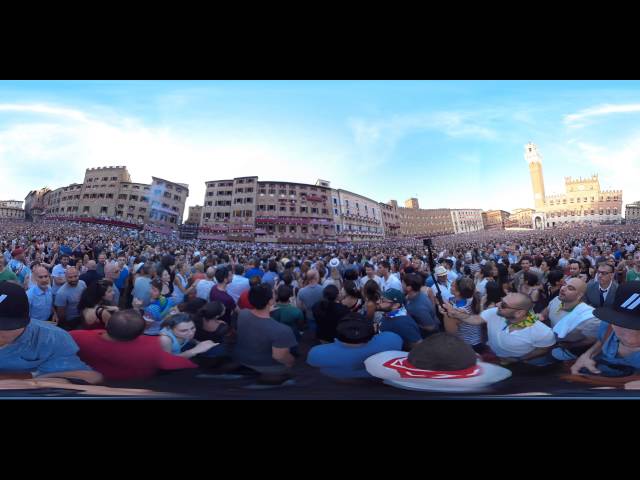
[0,282,30,330]
[336,319,375,344]
[382,288,404,305]
[593,282,640,330]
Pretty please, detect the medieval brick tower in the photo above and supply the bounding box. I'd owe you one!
[525,142,546,210]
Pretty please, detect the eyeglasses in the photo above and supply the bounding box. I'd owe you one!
[597,271,612,275]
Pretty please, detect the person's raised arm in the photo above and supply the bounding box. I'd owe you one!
[439,302,485,325]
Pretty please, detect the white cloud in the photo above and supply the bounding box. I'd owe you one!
[564,103,640,128]
[0,103,350,209]
[0,103,90,122]
[347,111,497,148]
[572,138,640,209]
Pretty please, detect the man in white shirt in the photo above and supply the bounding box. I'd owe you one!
[539,278,600,360]
[442,292,556,364]
[359,263,383,290]
[429,266,453,305]
[227,264,250,303]
[441,259,459,283]
[195,267,217,301]
[377,261,402,292]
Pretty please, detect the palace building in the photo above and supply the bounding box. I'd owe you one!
[526,142,623,228]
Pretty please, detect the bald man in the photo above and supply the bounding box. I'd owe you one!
[540,277,600,360]
[442,292,556,364]
[54,267,87,330]
[297,269,325,333]
[26,266,55,323]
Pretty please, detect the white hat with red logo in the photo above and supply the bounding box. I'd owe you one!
[365,333,511,392]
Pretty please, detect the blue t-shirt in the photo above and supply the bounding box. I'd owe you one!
[261,271,278,287]
[597,321,640,370]
[114,267,129,290]
[26,286,54,323]
[245,268,264,280]
[0,320,92,375]
[406,292,439,330]
[8,259,30,284]
[133,277,152,307]
[54,281,87,320]
[307,332,403,378]
[379,314,422,345]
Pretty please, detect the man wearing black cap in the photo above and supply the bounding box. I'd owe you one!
[0,282,102,384]
[571,282,640,375]
[307,314,402,379]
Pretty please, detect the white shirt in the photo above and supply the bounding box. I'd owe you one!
[431,280,453,304]
[482,307,556,359]
[359,275,383,291]
[476,278,488,297]
[446,269,458,283]
[227,274,250,303]
[195,279,216,301]
[547,297,600,341]
[597,280,614,303]
[381,274,402,292]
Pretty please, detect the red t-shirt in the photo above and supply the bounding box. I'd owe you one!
[70,330,197,381]
[238,289,254,310]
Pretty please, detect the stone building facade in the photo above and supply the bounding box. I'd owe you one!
[380,202,401,238]
[396,205,455,237]
[333,189,384,242]
[0,200,25,220]
[482,210,511,230]
[626,201,640,223]
[35,166,188,229]
[200,177,335,243]
[526,143,623,227]
[450,209,484,234]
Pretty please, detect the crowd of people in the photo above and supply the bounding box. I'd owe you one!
[1,218,640,394]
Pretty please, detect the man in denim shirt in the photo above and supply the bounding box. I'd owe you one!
[572,282,640,375]
[0,282,102,384]
[26,266,55,323]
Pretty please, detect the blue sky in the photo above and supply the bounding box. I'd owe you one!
[1,80,639,212]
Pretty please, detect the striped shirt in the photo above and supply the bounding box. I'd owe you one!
[454,298,483,346]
